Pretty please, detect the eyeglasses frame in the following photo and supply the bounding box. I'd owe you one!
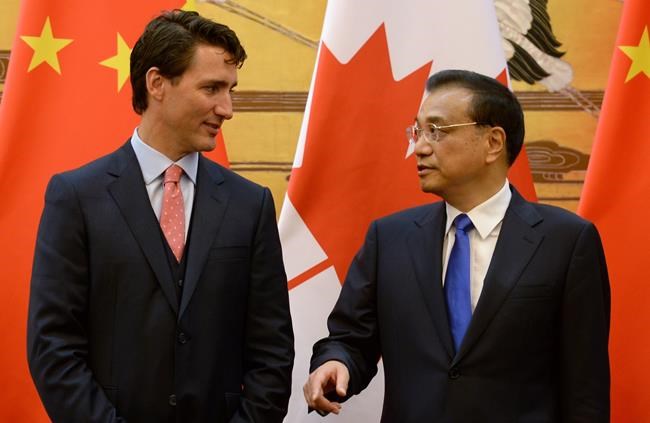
[406,121,481,145]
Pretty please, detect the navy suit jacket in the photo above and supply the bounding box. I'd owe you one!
[28,142,294,422]
[311,187,610,423]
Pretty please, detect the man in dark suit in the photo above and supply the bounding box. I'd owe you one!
[27,10,293,423]
[304,70,610,422]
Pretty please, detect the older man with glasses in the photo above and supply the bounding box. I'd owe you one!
[304,69,610,423]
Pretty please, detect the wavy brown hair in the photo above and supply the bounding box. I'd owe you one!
[130,9,247,114]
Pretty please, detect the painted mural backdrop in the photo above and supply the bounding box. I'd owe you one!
[1,0,622,212]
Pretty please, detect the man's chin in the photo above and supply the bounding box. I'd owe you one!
[199,139,217,152]
[419,180,439,195]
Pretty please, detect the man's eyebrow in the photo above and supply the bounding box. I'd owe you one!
[415,115,444,124]
[202,79,238,89]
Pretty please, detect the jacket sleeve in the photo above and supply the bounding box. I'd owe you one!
[230,188,295,423]
[310,220,381,400]
[27,175,124,423]
[560,221,611,422]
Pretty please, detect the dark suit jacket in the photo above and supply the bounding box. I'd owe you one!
[27,142,294,423]
[311,187,610,423]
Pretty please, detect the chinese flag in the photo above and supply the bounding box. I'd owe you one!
[0,1,229,420]
[578,1,650,421]
[279,1,536,421]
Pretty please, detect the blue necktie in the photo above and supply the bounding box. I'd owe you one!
[445,214,474,353]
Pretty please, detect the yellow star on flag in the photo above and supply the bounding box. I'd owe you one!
[100,33,133,92]
[181,0,198,11]
[20,17,73,74]
[619,26,650,83]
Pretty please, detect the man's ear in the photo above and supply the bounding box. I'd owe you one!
[485,126,507,165]
[145,67,165,102]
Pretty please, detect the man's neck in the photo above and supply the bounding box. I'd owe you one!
[137,119,184,162]
[443,177,508,213]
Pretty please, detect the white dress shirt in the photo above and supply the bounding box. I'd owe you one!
[442,180,512,312]
[130,128,198,241]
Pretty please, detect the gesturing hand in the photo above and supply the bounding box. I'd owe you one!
[303,360,350,415]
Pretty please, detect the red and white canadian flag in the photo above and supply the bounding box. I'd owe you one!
[280,0,536,421]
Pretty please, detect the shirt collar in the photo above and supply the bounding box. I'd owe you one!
[130,128,198,185]
[445,179,512,239]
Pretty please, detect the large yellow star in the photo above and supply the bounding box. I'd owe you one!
[619,26,650,83]
[181,0,197,11]
[20,17,73,74]
[100,33,132,92]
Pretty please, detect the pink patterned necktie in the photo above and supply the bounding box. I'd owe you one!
[160,164,185,262]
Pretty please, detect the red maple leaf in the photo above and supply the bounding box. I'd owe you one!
[288,25,433,287]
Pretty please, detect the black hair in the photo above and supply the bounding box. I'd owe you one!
[426,69,524,165]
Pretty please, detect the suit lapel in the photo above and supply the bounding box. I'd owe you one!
[407,202,455,360]
[179,156,228,319]
[107,143,178,315]
[453,188,544,365]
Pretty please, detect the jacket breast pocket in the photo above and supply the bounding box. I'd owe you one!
[207,246,249,262]
[508,284,553,300]
[203,247,251,295]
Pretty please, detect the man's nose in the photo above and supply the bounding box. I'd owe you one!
[413,135,433,156]
[215,93,233,120]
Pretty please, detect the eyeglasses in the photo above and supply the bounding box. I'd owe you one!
[406,121,479,145]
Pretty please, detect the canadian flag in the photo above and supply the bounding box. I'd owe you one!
[280,0,536,421]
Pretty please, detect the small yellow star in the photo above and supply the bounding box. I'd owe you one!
[619,26,650,83]
[100,33,132,92]
[181,0,198,11]
[20,17,73,74]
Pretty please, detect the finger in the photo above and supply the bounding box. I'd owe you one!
[335,365,349,397]
[304,371,342,414]
[312,396,342,415]
[303,377,323,407]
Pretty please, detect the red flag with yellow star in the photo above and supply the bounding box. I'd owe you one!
[578,1,650,421]
[0,1,229,420]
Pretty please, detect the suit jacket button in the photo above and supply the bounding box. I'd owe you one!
[169,394,177,406]
[449,367,460,379]
[178,332,188,344]
[178,279,184,287]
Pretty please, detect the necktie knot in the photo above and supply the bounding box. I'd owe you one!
[164,164,183,184]
[454,214,473,233]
